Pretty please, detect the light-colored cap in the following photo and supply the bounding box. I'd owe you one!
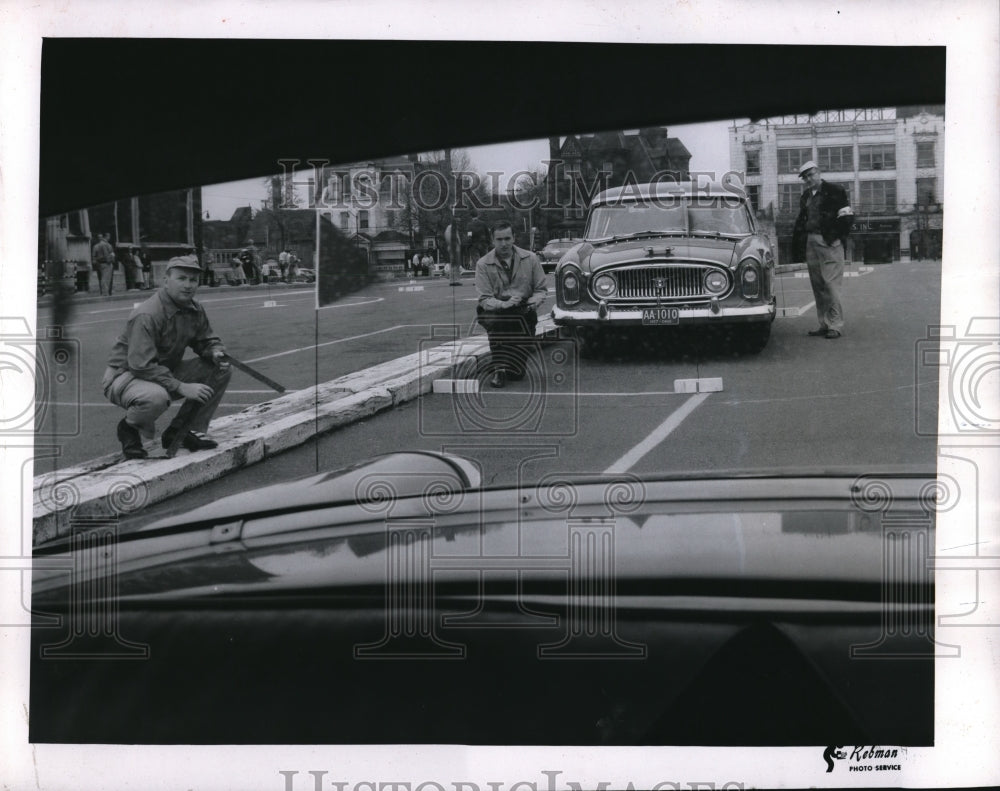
[166,254,202,272]
[798,160,819,177]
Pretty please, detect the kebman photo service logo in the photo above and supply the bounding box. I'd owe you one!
[823,745,905,773]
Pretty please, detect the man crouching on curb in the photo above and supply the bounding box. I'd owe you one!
[474,221,548,388]
[102,254,232,459]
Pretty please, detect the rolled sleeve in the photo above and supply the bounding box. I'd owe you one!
[190,315,225,360]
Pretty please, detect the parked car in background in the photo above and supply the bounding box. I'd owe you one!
[292,266,315,283]
[540,237,583,273]
[552,181,776,354]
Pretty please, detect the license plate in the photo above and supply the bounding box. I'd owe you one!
[641,307,680,325]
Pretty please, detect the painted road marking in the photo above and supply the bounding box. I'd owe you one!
[398,286,425,292]
[674,377,723,393]
[244,323,426,364]
[604,393,711,474]
[65,295,382,327]
[433,379,479,394]
[778,302,816,318]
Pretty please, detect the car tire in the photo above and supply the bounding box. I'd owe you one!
[740,322,771,354]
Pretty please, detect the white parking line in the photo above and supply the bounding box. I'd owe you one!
[244,323,426,364]
[603,392,711,474]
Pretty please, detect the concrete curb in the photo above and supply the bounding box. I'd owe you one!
[32,319,556,544]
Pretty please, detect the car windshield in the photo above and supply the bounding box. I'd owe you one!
[585,196,752,240]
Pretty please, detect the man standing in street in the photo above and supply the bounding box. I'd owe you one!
[792,160,854,339]
[92,233,116,296]
[102,254,232,459]
[474,220,547,388]
[278,248,290,282]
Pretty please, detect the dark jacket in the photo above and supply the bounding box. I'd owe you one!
[792,180,854,261]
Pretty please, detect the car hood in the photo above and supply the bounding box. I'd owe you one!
[32,452,937,603]
[576,236,760,271]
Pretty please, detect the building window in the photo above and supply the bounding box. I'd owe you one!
[745,184,760,211]
[778,183,801,213]
[859,144,896,171]
[827,181,854,204]
[340,212,350,231]
[817,145,853,173]
[326,176,341,204]
[778,147,812,174]
[916,141,935,168]
[859,180,897,214]
[745,149,761,175]
[916,177,936,206]
[359,210,369,230]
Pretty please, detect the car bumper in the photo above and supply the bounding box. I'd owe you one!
[552,301,775,326]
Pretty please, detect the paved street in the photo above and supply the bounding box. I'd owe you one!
[60,260,943,529]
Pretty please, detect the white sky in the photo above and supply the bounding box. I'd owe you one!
[201,120,735,220]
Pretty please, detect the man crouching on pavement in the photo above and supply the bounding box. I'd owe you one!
[102,254,232,459]
[474,221,547,388]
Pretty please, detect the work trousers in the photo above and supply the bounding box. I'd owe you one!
[103,357,232,440]
[806,233,845,332]
[96,263,115,296]
[477,306,538,378]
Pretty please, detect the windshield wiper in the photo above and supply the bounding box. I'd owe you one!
[686,230,744,239]
[597,230,686,243]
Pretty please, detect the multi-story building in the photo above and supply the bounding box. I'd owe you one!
[729,107,944,264]
[545,127,692,238]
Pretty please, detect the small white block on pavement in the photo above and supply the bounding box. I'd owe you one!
[674,377,724,393]
[263,300,278,307]
[133,302,142,309]
[433,379,480,394]
[398,285,425,292]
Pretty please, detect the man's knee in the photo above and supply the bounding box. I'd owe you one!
[127,384,171,416]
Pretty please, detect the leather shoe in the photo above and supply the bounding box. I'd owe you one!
[162,427,219,451]
[825,329,842,339]
[117,418,148,459]
[807,328,828,337]
[489,369,506,389]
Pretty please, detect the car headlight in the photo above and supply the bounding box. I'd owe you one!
[561,270,581,305]
[593,273,617,298]
[740,259,761,298]
[704,270,728,294]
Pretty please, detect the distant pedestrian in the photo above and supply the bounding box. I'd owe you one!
[421,251,433,276]
[792,160,854,340]
[230,254,247,285]
[278,248,290,281]
[102,254,232,459]
[287,251,298,281]
[122,246,143,290]
[92,233,116,296]
[474,221,547,388]
[137,244,152,289]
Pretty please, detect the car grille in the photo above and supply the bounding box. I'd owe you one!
[598,265,721,301]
